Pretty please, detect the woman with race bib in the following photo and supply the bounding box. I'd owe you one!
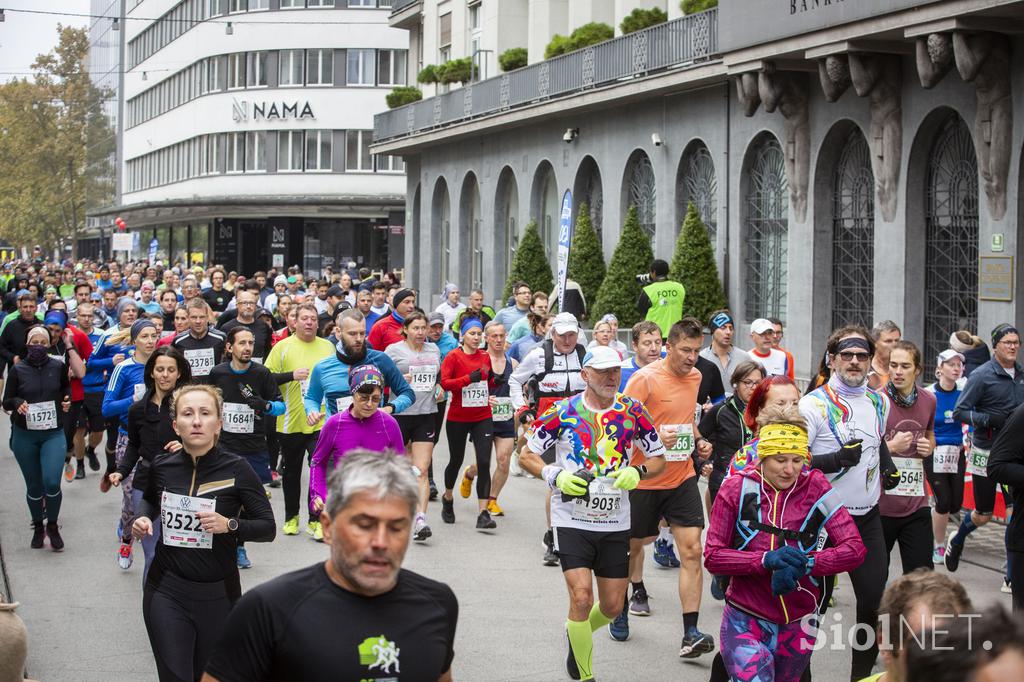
[4,325,72,551]
[926,349,967,566]
[384,311,441,542]
[132,384,275,681]
[103,319,159,570]
[109,346,192,582]
[880,340,936,574]
[439,314,498,531]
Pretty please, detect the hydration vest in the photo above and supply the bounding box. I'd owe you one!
[526,340,586,413]
[732,475,842,554]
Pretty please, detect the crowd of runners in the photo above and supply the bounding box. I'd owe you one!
[3,254,1024,681]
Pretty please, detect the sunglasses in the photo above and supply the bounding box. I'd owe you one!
[838,351,871,362]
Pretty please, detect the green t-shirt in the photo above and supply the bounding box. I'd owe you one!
[265,335,335,435]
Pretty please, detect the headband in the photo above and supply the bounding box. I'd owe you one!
[350,364,385,393]
[835,337,870,354]
[130,319,156,341]
[992,323,1018,346]
[757,423,810,462]
[709,312,733,331]
[460,317,483,334]
[43,310,68,329]
[392,288,415,309]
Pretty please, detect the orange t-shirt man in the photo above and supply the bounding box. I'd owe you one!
[623,358,702,490]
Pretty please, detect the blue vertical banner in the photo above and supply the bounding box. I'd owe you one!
[556,189,573,312]
[149,238,159,265]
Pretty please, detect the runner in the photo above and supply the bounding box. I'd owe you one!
[367,288,416,351]
[619,321,662,390]
[438,314,496,530]
[219,289,272,363]
[435,281,465,330]
[868,320,902,390]
[925,349,967,566]
[3,325,72,551]
[587,317,624,360]
[509,312,552,363]
[209,326,286,568]
[699,360,764,506]
[880,340,936,574]
[704,405,866,681]
[41,309,89,482]
[614,318,715,658]
[73,301,106,477]
[157,289,179,338]
[509,312,588,564]
[171,298,226,381]
[493,281,532,329]
[458,321,516,517]
[747,318,794,379]
[157,305,188,347]
[108,346,191,582]
[507,291,549,344]
[517,345,666,682]
[426,311,458,500]
[131,385,275,682]
[384,312,441,541]
[452,289,495,336]
[103,319,159,570]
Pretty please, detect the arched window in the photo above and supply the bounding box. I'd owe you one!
[432,179,451,290]
[743,134,788,321]
[678,142,717,248]
[627,152,657,239]
[832,129,875,329]
[495,167,519,288]
[573,156,603,244]
[924,114,978,360]
[460,173,482,291]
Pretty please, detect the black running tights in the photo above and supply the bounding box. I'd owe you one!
[444,419,493,500]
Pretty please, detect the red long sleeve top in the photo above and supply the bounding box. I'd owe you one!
[440,347,493,422]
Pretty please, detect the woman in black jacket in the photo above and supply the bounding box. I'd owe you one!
[109,346,192,583]
[132,384,275,681]
[4,325,72,550]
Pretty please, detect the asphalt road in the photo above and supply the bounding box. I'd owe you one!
[0,417,1011,681]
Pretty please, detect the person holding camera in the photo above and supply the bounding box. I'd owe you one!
[636,259,685,338]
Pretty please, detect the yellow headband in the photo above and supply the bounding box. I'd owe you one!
[758,423,810,461]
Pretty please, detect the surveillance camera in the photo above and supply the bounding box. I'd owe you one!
[651,133,663,147]
[563,128,578,143]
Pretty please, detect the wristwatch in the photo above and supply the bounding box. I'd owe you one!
[227,517,239,532]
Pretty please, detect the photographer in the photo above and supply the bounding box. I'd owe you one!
[636,259,685,338]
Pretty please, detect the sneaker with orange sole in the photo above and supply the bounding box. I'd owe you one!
[459,469,474,499]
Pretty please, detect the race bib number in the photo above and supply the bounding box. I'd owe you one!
[26,401,57,430]
[570,477,623,522]
[183,348,215,376]
[409,364,437,393]
[299,378,310,397]
[462,381,488,408]
[665,424,695,462]
[967,446,990,477]
[222,402,255,434]
[491,397,513,422]
[335,396,353,413]
[933,445,960,474]
[890,456,925,497]
[133,382,147,402]
[161,491,214,549]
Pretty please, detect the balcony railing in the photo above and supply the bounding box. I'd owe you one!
[390,0,420,13]
[374,8,719,144]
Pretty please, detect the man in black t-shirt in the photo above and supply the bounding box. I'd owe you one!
[204,450,458,682]
[220,290,272,363]
[172,298,226,381]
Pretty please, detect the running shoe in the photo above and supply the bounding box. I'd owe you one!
[413,517,432,542]
[543,529,559,566]
[608,606,630,642]
[566,629,582,680]
[86,445,100,471]
[75,462,86,480]
[510,453,524,477]
[459,469,474,498]
[441,497,455,524]
[282,516,300,535]
[944,537,964,572]
[653,538,680,568]
[99,473,112,493]
[679,628,715,658]
[629,585,651,616]
[476,509,496,530]
[307,520,323,541]
[64,459,75,482]
[932,546,946,565]
[428,480,438,501]
[236,546,252,569]
[1002,578,1013,594]
[487,499,505,516]
[269,470,282,488]
[31,522,45,549]
[117,542,133,569]
[46,523,64,551]
[710,575,727,601]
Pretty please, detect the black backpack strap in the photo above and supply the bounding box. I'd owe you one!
[541,339,555,379]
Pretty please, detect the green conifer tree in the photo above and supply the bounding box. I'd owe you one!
[593,205,654,326]
[668,202,728,324]
[503,220,554,302]
[567,203,605,318]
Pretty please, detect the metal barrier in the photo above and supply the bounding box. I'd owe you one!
[374,8,719,143]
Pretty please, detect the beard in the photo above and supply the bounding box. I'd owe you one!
[342,340,367,363]
[835,366,867,388]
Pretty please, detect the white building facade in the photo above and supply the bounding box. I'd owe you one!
[111,0,407,276]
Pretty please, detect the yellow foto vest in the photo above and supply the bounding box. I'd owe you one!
[643,280,686,337]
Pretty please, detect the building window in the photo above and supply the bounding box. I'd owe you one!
[278,130,305,171]
[279,0,303,8]
[377,154,404,173]
[306,49,334,86]
[346,130,372,171]
[628,153,657,239]
[439,12,452,49]
[228,0,246,12]
[245,131,266,171]
[205,57,220,93]
[469,3,481,30]
[209,0,227,15]
[226,132,245,173]
[347,49,375,86]
[308,0,335,6]
[378,50,407,86]
[279,49,304,86]
[305,130,332,171]
[247,51,268,87]
[227,53,245,89]
[831,129,874,331]
[348,0,375,6]
[743,134,788,322]
[248,0,270,9]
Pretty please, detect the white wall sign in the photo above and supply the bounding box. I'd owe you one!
[232,98,315,123]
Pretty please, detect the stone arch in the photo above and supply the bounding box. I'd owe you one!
[572,156,604,245]
[459,171,483,291]
[494,166,520,293]
[741,131,788,322]
[530,160,560,263]
[622,149,657,240]
[431,176,451,290]
[675,138,718,250]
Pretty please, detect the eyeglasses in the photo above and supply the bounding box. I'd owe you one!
[838,351,871,362]
[738,379,760,388]
[1000,340,1021,347]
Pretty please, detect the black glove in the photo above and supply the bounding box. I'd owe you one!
[561,468,595,504]
[838,439,863,467]
[882,462,901,491]
[516,407,537,425]
[988,413,1007,430]
[238,382,267,412]
[468,369,482,383]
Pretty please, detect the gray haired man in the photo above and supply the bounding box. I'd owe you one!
[203,451,458,682]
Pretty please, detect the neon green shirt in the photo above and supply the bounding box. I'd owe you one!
[265,334,335,435]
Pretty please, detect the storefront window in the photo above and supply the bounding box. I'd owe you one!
[171,225,189,267]
[190,223,210,268]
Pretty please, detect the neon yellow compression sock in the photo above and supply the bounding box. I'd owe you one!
[566,618,594,680]
[589,602,614,632]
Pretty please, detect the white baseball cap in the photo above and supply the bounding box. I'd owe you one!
[274,274,288,286]
[552,312,579,335]
[583,346,621,370]
[937,349,965,366]
[750,318,775,335]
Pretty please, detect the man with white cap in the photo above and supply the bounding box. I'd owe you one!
[747,318,793,379]
[518,344,666,682]
[510,311,588,565]
[925,347,967,566]
[263,275,289,314]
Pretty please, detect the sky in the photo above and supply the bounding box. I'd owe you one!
[0,0,91,83]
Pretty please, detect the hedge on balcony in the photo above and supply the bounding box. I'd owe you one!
[681,0,717,14]
[417,65,439,84]
[544,22,615,59]
[386,86,423,109]
[620,7,668,34]
[499,47,528,72]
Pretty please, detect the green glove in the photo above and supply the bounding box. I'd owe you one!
[608,466,641,491]
[555,470,590,497]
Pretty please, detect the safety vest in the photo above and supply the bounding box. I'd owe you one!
[733,475,842,554]
[643,280,686,337]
